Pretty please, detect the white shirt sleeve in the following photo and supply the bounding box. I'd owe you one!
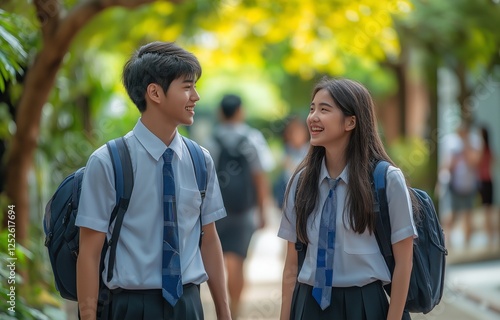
[386,167,418,244]
[75,146,116,233]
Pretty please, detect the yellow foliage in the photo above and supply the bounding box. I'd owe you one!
[192,0,411,80]
[161,24,183,41]
[153,1,175,15]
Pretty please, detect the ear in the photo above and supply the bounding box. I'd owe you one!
[146,83,162,104]
[345,115,356,132]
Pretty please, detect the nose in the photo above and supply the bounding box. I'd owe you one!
[307,111,319,123]
[191,88,200,102]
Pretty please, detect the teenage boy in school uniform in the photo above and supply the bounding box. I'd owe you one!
[76,41,231,320]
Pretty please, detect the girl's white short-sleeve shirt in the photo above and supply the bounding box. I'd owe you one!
[278,159,417,287]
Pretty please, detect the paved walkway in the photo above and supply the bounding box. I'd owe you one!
[201,207,500,320]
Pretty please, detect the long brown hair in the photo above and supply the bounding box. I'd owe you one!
[284,78,409,244]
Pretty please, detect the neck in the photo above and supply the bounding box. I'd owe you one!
[324,138,349,178]
[221,115,241,125]
[141,112,177,146]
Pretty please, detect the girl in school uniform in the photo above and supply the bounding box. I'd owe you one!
[278,78,417,320]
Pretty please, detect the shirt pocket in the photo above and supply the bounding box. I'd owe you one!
[343,229,380,254]
[177,187,202,217]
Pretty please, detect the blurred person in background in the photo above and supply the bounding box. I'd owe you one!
[442,122,482,249]
[207,94,275,318]
[273,115,310,209]
[478,125,498,247]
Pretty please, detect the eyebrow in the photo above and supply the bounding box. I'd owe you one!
[311,101,334,108]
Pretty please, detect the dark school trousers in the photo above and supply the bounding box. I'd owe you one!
[290,281,411,320]
[103,284,203,320]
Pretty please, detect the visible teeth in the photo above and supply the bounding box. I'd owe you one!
[186,107,194,111]
[311,126,323,132]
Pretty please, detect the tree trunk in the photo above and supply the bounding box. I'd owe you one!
[395,62,406,137]
[426,59,440,211]
[5,47,63,244]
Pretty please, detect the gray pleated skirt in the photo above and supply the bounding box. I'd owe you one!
[290,281,411,320]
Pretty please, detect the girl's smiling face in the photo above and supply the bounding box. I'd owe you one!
[307,88,354,148]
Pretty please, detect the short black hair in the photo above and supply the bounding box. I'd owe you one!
[122,41,202,112]
[220,94,242,119]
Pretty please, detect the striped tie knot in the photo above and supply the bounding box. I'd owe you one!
[163,148,174,163]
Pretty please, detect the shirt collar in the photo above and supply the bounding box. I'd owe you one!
[133,119,184,162]
[318,157,349,186]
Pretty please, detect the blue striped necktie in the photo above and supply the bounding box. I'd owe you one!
[162,148,183,306]
[312,177,340,310]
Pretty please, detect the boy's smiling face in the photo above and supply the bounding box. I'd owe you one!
[158,75,200,127]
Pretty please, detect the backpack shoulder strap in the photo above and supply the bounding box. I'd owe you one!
[71,168,86,211]
[107,137,134,211]
[294,171,307,277]
[182,136,208,199]
[235,133,249,146]
[105,137,134,282]
[182,136,208,247]
[373,160,395,275]
[295,242,307,276]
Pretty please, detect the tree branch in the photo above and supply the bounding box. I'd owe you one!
[54,0,178,54]
[34,0,61,40]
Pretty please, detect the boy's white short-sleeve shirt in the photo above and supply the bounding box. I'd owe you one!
[76,119,226,290]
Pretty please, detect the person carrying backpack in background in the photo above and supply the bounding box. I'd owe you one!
[442,122,481,249]
[76,41,231,320]
[206,94,275,319]
[278,78,417,320]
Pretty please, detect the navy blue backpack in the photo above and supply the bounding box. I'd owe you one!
[373,160,447,314]
[44,136,207,302]
[213,134,256,215]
